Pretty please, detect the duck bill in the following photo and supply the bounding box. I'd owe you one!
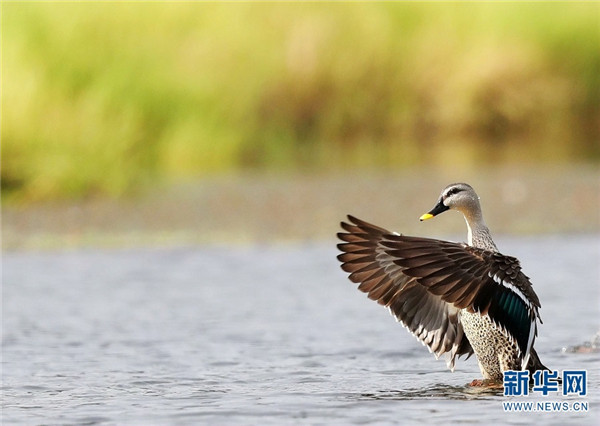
[419,200,449,221]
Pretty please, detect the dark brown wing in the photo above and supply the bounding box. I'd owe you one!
[337,215,473,371]
[381,234,542,367]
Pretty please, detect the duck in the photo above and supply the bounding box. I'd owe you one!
[337,182,549,384]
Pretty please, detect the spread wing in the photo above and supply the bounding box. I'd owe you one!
[382,233,542,368]
[337,215,473,371]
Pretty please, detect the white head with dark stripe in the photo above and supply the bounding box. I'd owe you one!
[420,183,483,224]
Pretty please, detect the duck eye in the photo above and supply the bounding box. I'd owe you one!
[445,188,462,198]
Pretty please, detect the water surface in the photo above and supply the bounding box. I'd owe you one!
[3,235,599,424]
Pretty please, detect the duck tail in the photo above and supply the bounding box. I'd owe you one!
[526,347,550,373]
[526,347,562,383]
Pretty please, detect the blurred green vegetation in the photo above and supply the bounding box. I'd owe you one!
[2,2,599,202]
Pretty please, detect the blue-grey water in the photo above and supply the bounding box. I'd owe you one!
[3,235,599,424]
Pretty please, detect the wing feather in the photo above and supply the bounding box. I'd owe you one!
[381,232,541,363]
[337,215,473,371]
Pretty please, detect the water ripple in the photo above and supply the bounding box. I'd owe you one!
[2,240,598,424]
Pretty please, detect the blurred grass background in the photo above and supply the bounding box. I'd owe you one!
[3,2,599,203]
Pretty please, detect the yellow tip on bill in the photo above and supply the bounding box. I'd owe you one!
[419,213,434,221]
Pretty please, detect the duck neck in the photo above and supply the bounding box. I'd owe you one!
[463,209,498,252]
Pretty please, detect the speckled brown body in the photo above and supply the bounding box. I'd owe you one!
[461,311,520,381]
